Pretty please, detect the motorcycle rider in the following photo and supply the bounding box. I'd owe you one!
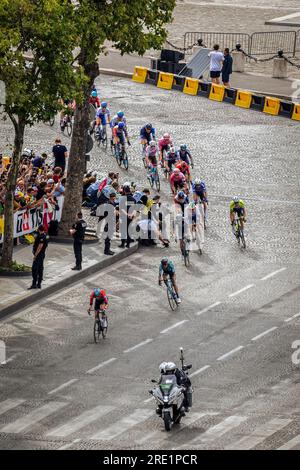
[156,361,192,415]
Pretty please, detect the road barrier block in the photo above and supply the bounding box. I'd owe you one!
[224,87,237,104]
[132,66,148,83]
[197,81,211,97]
[157,72,174,90]
[209,84,225,102]
[263,96,280,116]
[183,78,199,95]
[250,93,265,111]
[279,100,294,118]
[235,90,252,109]
[172,75,185,92]
[292,103,300,121]
[145,69,159,86]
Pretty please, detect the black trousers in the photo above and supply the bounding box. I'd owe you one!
[73,239,83,267]
[32,253,45,287]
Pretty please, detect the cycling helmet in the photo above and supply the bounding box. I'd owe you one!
[94,288,101,296]
[145,123,152,130]
[118,122,125,129]
[22,148,33,157]
[149,140,156,147]
[181,161,187,168]
[91,90,97,98]
[177,190,185,198]
[163,133,170,139]
[101,101,107,108]
[180,144,187,151]
[117,111,124,118]
[188,201,196,209]
[194,178,201,185]
[173,168,180,174]
[123,181,131,188]
[161,257,169,265]
[233,196,239,203]
[165,362,176,374]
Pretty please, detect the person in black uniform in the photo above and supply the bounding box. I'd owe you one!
[70,212,87,270]
[28,225,48,289]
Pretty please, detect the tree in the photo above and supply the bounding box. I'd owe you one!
[0,0,82,268]
[59,0,176,234]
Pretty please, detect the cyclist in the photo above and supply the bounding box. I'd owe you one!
[89,90,101,108]
[176,161,191,186]
[145,140,158,182]
[110,111,129,145]
[178,144,194,167]
[112,122,128,152]
[192,178,208,221]
[140,123,156,146]
[165,146,179,176]
[186,201,204,253]
[174,190,189,214]
[158,257,181,303]
[95,102,110,138]
[170,168,185,195]
[88,287,108,320]
[59,98,76,131]
[158,133,173,165]
[230,196,247,233]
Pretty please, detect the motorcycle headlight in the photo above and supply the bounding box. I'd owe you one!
[163,396,169,402]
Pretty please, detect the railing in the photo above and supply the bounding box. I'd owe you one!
[183,30,300,58]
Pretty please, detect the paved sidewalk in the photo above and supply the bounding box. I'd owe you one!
[0,239,137,318]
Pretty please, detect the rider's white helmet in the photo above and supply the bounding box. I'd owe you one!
[233,196,239,203]
[149,140,156,147]
[159,361,168,373]
[165,362,176,374]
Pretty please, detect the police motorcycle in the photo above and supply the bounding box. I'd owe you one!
[149,348,193,431]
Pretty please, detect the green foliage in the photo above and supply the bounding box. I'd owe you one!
[0,260,31,272]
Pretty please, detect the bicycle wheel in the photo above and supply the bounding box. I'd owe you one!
[123,151,129,170]
[167,284,177,311]
[155,174,160,192]
[240,230,246,249]
[184,248,190,267]
[100,317,108,338]
[102,133,108,150]
[142,157,148,169]
[110,140,115,156]
[149,174,154,189]
[67,120,72,137]
[94,321,101,343]
[115,146,122,167]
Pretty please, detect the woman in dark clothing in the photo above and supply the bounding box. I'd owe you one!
[222,48,233,87]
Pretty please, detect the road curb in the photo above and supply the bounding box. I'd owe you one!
[0,244,138,321]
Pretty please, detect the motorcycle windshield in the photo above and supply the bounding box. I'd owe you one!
[159,374,177,396]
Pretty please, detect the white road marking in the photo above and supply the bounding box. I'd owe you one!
[226,418,292,450]
[217,346,244,361]
[160,320,188,334]
[143,397,154,403]
[189,365,211,378]
[191,416,247,444]
[90,409,153,440]
[285,312,300,322]
[136,431,158,445]
[0,399,25,416]
[86,357,117,374]
[58,438,81,450]
[48,379,78,395]
[195,302,221,316]
[4,354,19,364]
[0,401,66,433]
[47,405,114,438]
[260,267,287,281]
[277,434,300,450]
[228,285,254,298]
[251,327,278,342]
[123,339,153,354]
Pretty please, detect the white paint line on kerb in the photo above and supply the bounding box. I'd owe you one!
[195,302,221,316]
[48,379,78,395]
[86,357,117,374]
[228,285,254,298]
[123,339,153,354]
[251,327,278,342]
[217,346,244,361]
[160,320,188,334]
[189,365,211,378]
[260,267,286,281]
[285,312,300,323]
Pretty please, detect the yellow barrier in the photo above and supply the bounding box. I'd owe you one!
[209,84,225,102]
[292,103,300,121]
[132,66,148,83]
[157,72,174,90]
[263,96,280,116]
[183,78,199,96]
[235,90,252,109]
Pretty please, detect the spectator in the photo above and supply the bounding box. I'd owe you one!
[28,224,48,289]
[208,44,224,84]
[222,48,233,87]
[103,191,118,256]
[119,183,136,249]
[70,212,87,270]
[52,138,68,174]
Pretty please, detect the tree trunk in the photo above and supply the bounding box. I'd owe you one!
[0,117,25,268]
[59,56,99,235]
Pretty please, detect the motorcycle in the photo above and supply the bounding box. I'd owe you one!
[149,348,193,432]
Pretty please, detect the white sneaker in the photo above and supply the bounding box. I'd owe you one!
[177,297,182,304]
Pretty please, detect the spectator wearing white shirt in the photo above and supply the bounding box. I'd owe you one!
[208,44,224,84]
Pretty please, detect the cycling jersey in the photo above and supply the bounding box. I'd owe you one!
[89,96,101,107]
[140,126,155,142]
[174,194,189,213]
[96,107,110,125]
[170,171,185,185]
[192,182,207,202]
[113,126,126,144]
[146,146,158,165]
[158,137,173,151]
[90,289,108,311]
[178,150,191,164]
[176,163,190,176]
[230,200,246,217]
[159,260,175,276]
[110,115,127,129]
